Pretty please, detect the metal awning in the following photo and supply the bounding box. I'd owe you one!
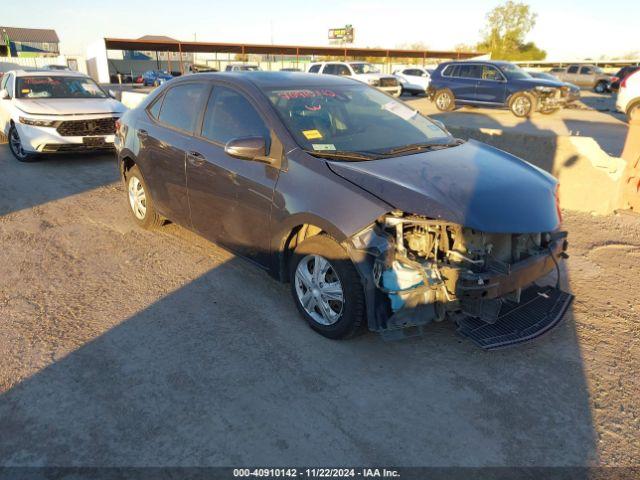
[104,37,483,60]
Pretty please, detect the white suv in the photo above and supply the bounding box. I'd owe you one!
[307,62,401,97]
[616,69,640,122]
[0,70,125,161]
[393,66,432,96]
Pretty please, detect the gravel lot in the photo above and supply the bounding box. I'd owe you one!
[0,146,638,467]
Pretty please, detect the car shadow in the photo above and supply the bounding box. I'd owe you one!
[0,148,117,217]
[0,227,597,468]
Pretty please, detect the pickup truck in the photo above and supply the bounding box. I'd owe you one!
[552,65,612,93]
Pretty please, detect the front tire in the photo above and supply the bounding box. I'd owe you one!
[124,165,164,229]
[290,235,365,339]
[509,92,536,117]
[434,89,455,112]
[8,125,37,162]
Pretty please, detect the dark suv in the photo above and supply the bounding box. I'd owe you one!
[428,61,568,117]
[114,72,571,347]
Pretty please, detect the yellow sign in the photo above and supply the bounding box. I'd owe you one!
[302,129,323,140]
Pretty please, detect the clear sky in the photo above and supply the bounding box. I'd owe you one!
[3,0,639,59]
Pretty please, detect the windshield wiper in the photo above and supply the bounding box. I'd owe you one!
[380,141,461,156]
[305,150,380,162]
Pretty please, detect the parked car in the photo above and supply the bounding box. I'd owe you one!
[615,70,640,122]
[190,64,219,73]
[393,66,431,96]
[43,64,71,71]
[142,70,173,87]
[0,70,125,161]
[551,64,612,93]
[114,72,571,347]
[428,61,568,117]
[528,71,580,104]
[225,63,261,72]
[307,62,401,97]
[609,65,640,93]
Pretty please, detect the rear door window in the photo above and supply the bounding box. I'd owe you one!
[441,65,456,77]
[567,66,579,74]
[457,64,482,79]
[157,82,208,133]
[322,64,338,75]
[308,64,321,73]
[580,66,593,75]
[200,86,269,145]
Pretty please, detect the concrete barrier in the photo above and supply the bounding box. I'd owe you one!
[447,125,628,215]
[120,91,148,110]
[619,117,640,211]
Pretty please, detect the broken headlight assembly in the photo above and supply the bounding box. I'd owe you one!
[350,212,573,347]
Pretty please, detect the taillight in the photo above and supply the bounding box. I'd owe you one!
[611,76,619,83]
[620,70,639,89]
[555,184,563,223]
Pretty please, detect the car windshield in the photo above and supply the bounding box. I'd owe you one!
[16,76,107,99]
[350,63,380,74]
[265,84,452,157]
[498,63,531,79]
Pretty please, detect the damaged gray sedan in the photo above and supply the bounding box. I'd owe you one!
[115,72,572,348]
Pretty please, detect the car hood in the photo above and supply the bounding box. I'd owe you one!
[14,98,126,116]
[326,139,560,233]
[354,73,395,81]
[517,77,565,88]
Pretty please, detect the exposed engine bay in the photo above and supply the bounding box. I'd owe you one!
[350,211,573,346]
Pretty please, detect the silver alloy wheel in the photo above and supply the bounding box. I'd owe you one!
[513,96,532,116]
[595,82,605,93]
[436,92,451,110]
[128,176,147,220]
[9,127,27,160]
[294,254,344,326]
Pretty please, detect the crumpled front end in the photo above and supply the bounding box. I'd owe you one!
[348,212,573,348]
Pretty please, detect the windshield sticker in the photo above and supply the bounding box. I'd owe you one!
[382,101,417,121]
[312,144,336,151]
[302,129,323,140]
[278,89,337,100]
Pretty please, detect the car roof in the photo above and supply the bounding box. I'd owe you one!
[9,69,89,78]
[172,71,358,89]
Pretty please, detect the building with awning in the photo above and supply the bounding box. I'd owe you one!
[0,26,60,57]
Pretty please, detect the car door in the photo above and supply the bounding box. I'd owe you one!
[186,84,279,265]
[564,65,579,85]
[578,66,594,87]
[135,81,209,226]
[475,65,507,103]
[451,64,482,101]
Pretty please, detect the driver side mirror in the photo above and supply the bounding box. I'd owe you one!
[0,89,9,100]
[225,136,270,163]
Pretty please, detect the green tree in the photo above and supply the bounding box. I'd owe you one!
[477,1,546,61]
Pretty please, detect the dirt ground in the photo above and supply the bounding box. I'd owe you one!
[0,148,638,467]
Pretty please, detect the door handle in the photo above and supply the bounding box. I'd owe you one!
[137,129,148,138]
[187,150,206,166]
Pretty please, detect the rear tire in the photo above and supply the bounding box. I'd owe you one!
[8,125,38,162]
[434,89,455,112]
[289,235,365,339]
[594,81,608,94]
[124,165,164,230]
[509,92,536,117]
